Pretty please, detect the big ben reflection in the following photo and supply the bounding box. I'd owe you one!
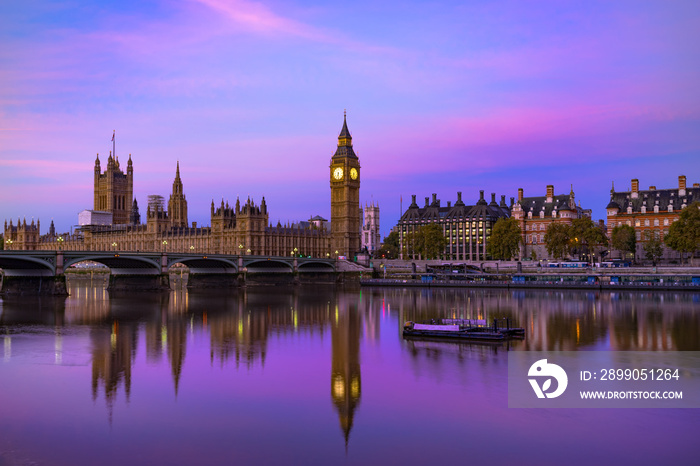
[330,293,362,447]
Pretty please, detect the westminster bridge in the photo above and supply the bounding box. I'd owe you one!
[0,251,344,294]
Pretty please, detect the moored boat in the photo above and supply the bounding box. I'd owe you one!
[402,319,525,341]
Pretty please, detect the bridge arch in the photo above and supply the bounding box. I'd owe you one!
[167,256,238,274]
[0,254,56,277]
[63,254,161,275]
[298,261,335,273]
[244,259,294,274]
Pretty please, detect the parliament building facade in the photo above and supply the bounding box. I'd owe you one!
[4,117,362,259]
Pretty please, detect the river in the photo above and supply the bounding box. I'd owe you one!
[0,277,698,465]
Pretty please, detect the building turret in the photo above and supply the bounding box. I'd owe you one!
[168,162,188,228]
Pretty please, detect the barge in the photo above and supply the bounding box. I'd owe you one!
[403,318,525,341]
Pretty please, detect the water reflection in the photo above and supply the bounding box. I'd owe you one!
[331,294,362,447]
[377,288,700,351]
[1,281,699,463]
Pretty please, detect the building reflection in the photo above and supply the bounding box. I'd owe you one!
[90,320,137,421]
[374,288,700,352]
[331,293,363,448]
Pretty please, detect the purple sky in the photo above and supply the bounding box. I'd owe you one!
[1,0,699,237]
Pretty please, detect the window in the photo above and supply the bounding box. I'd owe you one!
[654,219,659,226]
[644,219,649,226]
[635,220,640,227]
[664,219,669,226]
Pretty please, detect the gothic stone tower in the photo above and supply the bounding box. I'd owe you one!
[94,152,133,225]
[168,162,188,228]
[330,113,361,258]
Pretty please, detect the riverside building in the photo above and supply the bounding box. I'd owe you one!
[606,176,700,261]
[397,191,511,261]
[511,185,591,260]
[4,116,363,259]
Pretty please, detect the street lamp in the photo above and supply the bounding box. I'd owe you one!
[190,245,195,252]
[294,247,298,257]
[247,248,251,255]
[162,240,167,252]
[57,236,64,251]
[5,238,13,250]
[111,241,117,249]
[239,244,243,255]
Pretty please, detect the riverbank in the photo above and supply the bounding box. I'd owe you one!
[361,276,700,291]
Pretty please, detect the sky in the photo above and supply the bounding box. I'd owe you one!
[1,0,699,238]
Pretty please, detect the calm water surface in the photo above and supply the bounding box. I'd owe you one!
[1,278,699,465]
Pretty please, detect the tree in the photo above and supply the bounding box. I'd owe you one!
[487,217,521,260]
[0,234,3,250]
[665,201,700,264]
[581,219,608,263]
[643,231,663,266]
[403,224,447,260]
[544,223,571,259]
[421,224,448,260]
[378,231,399,259]
[611,224,636,259]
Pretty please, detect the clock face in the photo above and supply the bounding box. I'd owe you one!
[350,168,358,180]
[333,167,344,180]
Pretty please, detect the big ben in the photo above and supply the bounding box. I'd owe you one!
[330,112,361,259]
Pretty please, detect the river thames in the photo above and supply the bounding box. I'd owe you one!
[1,278,699,465]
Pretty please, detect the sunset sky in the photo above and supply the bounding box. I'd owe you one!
[2,0,699,237]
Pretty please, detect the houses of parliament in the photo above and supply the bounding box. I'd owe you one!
[3,116,362,259]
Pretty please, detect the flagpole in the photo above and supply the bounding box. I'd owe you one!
[113,130,115,158]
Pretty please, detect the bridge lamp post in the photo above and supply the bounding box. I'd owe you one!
[239,244,243,256]
[5,238,13,250]
[57,236,64,251]
[335,250,339,259]
[111,242,117,251]
[294,247,298,258]
[190,245,195,253]
[247,248,251,255]
[162,240,167,252]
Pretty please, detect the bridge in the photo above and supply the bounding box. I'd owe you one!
[0,251,339,294]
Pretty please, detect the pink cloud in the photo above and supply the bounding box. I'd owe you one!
[189,0,328,41]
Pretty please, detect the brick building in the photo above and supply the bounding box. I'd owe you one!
[606,175,700,261]
[511,185,591,260]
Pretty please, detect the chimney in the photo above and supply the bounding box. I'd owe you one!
[500,195,506,207]
[425,197,429,208]
[649,186,656,190]
[631,179,639,198]
[679,175,687,196]
[432,193,437,205]
[192,221,197,228]
[490,193,497,205]
[480,190,485,200]
[518,188,524,202]
[447,201,451,208]
[546,185,554,203]
[457,192,462,202]
[693,183,700,188]
[411,194,417,207]
[510,196,515,206]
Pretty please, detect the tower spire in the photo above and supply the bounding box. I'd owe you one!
[338,111,352,147]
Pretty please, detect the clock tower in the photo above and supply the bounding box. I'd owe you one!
[330,112,361,259]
